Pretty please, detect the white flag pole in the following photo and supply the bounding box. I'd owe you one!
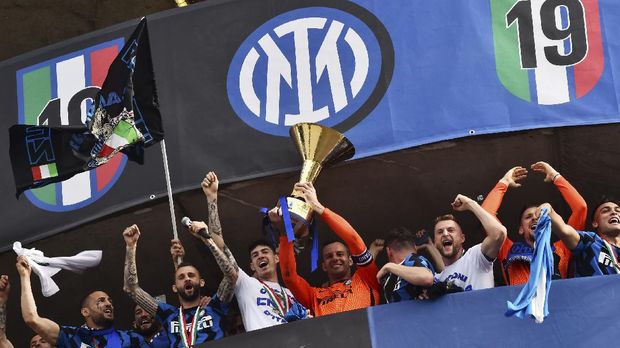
[160,139,179,241]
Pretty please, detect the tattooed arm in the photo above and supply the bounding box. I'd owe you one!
[122,225,159,317]
[0,275,14,348]
[202,172,239,270]
[187,221,238,303]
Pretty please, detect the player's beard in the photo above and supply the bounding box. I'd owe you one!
[92,312,114,328]
[178,282,201,302]
[136,319,161,337]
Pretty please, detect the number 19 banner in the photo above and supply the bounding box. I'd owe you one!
[491,0,603,105]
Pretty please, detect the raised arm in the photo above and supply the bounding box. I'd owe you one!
[186,221,238,303]
[170,239,186,270]
[376,263,434,287]
[537,203,580,250]
[0,276,14,348]
[16,257,59,346]
[531,161,587,230]
[202,172,239,269]
[481,166,528,219]
[296,182,368,257]
[122,225,159,317]
[453,194,507,259]
[415,232,445,273]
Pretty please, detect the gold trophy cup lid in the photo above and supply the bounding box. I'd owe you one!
[289,123,355,166]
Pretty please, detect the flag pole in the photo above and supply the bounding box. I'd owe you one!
[160,139,179,241]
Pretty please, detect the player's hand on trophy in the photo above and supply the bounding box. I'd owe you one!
[268,206,283,224]
[123,224,141,247]
[294,182,325,214]
[201,171,219,200]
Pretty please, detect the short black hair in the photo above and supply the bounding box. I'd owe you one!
[384,227,415,251]
[247,238,275,255]
[80,290,108,310]
[590,196,620,223]
[518,204,539,219]
[321,239,350,256]
[174,262,202,281]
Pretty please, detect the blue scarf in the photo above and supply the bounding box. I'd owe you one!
[506,208,553,323]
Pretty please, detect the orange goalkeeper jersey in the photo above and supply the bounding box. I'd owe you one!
[279,208,380,316]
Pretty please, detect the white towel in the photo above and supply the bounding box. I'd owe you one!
[13,242,102,297]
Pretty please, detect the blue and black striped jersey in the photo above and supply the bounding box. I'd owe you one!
[573,231,620,277]
[383,253,435,303]
[155,296,228,348]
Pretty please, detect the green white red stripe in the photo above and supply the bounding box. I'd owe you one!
[31,163,58,180]
[97,118,140,158]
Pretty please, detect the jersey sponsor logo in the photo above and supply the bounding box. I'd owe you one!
[444,272,469,283]
[16,39,127,212]
[169,315,214,333]
[227,6,392,136]
[316,287,353,306]
[490,0,604,104]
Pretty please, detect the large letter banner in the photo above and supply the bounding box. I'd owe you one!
[0,0,618,248]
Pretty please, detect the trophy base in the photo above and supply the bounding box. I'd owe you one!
[277,196,312,238]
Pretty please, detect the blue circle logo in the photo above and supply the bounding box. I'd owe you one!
[227,7,385,136]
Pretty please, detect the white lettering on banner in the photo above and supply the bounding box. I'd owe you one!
[239,17,369,126]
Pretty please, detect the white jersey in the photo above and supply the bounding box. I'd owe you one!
[235,268,295,331]
[435,243,494,291]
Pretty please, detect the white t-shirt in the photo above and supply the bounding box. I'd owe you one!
[234,268,295,331]
[435,244,494,291]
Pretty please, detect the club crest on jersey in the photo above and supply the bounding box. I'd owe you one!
[227,7,387,136]
[16,39,127,212]
[490,0,604,105]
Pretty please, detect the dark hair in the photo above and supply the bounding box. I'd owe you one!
[174,262,202,281]
[80,290,108,310]
[590,196,620,223]
[247,238,275,255]
[518,204,539,219]
[384,227,415,251]
[321,239,350,256]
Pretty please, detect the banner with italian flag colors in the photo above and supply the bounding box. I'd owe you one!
[491,0,604,105]
[9,17,163,203]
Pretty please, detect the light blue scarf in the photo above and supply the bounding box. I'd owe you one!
[506,208,553,323]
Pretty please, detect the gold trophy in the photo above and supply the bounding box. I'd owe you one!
[279,123,355,237]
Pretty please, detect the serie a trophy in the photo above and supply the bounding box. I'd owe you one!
[279,122,355,240]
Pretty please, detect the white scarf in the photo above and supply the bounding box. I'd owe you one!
[13,241,102,297]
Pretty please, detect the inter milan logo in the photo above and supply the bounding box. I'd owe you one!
[490,0,604,105]
[16,39,127,212]
[227,7,390,136]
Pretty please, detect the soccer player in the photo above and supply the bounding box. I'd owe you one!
[29,335,53,348]
[201,171,309,331]
[16,256,148,347]
[278,182,381,316]
[482,162,587,285]
[122,223,235,347]
[433,194,507,291]
[376,228,435,303]
[131,304,167,347]
[537,198,620,276]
